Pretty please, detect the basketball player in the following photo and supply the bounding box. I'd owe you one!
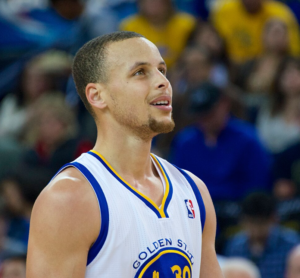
[26,31,223,278]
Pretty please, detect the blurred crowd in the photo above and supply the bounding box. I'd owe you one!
[1,0,300,277]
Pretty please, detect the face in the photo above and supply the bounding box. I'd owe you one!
[38,110,66,145]
[183,49,211,85]
[139,0,171,23]
[22,66,50,102]
[102,38,174,140]
[198,99,229,134]
[52,0,84,20]
[195,25,223,57]
[2,260,26,278]
[242,217,273,243]
[263,20,288,53]
[241,0,263,13]
[1,180,24,215]
[287,251,300,278]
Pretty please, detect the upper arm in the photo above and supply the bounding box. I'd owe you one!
[26,168,100,278]
[185,171,224,278]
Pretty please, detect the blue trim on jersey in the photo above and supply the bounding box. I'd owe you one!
[174,166,206,232]
[88,151,162,218]
[71,162,109,265]
[53,162,109,265]
[153,156,173,218]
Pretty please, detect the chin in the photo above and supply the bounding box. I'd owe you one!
[149,117,175,134]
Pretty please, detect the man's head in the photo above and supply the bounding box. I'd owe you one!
[241,193,276,245]
[73,31,174,140]
[222,258,261,278]
[241,0,263,14]
[50,0,84,20]
[263,18,288,54]
[188,82,230,135]
[1,256,26,278]
[286,245,300,278]
[138,0,174,25]
[181,46,213,86]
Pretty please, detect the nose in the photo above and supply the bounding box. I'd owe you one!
[154,69,170,91]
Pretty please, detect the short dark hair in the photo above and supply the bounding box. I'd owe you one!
[72,31,144,117]
[242,192,276,219]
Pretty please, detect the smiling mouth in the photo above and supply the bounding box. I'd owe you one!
[150,100,170,106]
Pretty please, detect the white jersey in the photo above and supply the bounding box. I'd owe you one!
[57,150,206,278]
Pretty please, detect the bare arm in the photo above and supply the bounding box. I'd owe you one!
[186,171,224,278]
[26,168,100,278]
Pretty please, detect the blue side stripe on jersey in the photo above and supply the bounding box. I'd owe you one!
[88,151,162,218]
[174,166,206,232]
[68,162,109,265]
[153,156,173,218]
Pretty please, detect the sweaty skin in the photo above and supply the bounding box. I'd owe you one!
[26,37,223,278]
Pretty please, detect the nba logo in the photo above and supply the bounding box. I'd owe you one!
[184,199,195,219]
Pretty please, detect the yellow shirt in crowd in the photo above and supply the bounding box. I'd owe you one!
[120,13,196,68]
[211,0,300,63]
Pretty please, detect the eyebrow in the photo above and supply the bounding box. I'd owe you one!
[129,61,167,71]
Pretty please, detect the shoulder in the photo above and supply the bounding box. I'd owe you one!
[182,170,207,197]
[31,167,100,244]
[277,227,300,245]
[171,12,196,27]
[266,1,296,17]
[181,170,211,227]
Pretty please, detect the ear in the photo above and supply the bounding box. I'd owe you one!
[86,83,107,110]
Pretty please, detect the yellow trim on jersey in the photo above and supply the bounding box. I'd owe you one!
[138,249,192,278]
[90,150,170,218]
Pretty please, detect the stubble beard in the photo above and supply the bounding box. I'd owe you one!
[113,108,175,141]
[128,114,175,141]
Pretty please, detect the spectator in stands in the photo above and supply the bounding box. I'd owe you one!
[0,0,118,96]
[270,140,300,231]
[153,46,215,156]
[211,0,300,64]
[0,209,26,263]
[1,255,26,278]
[171,82,270,202]
[272,139,300,201]
[236,18,290,123]
[171,46,213,96]
[237,18,289,97]
[0,172,36,248]
[191,23,229,87]
[257,57,300,154]
[0,51,72,141]
[120,0,196,68]
[222,258,261,278]
[20,92,92,182]
[225,192,300,278]
[286,245,300,278]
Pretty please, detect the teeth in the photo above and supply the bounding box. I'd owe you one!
[153,100,168,105]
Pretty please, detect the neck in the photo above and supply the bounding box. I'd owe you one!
[93,123,155,182]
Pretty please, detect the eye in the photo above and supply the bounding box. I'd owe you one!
[134,69,145,76]
[159,67,167,75]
